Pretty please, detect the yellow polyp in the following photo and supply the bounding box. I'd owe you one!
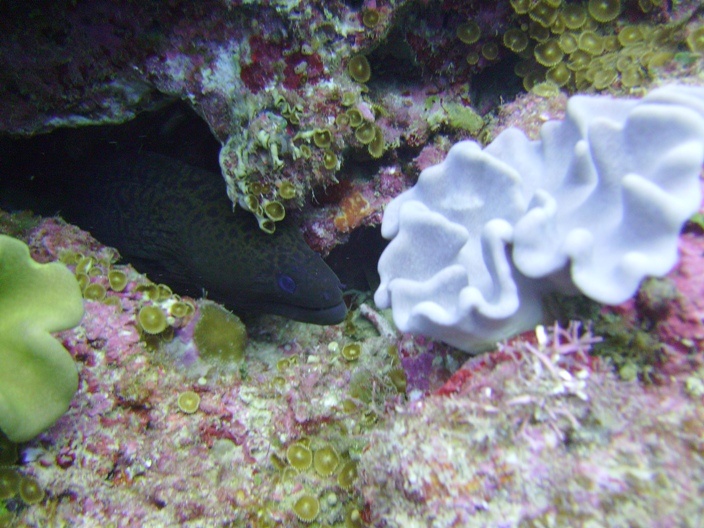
[647,51,674,72]
[75,255,94,275]
[481,41,499,60]
[620,66,643,87]
[531,80,561,97]
[313,128,333,149]
[388,367,407,393]
[300,144,312,159]
[346,108,364,128]
[588,0,620,23]
[466,51,480,65]
[618,25,643,46]
[362,8,381,28]
[551,14,566,34]
[578,30,604,55]
[503,28,529,53]
[135,283,159,301]
[169,301,190,318]
[322,150,338,170]
[534,39,564,66]
[157,283,172,301]
[0,468,20,500]
[567,49,591,70]
[257,217,276,235]
[83,282,107,301]
[335,113,350,127]
[292,494,320,523]
[529,21,550,42]
[313,445,340,476]
[18,476,44,505]
[592,67,618,89]
[341,92,357,106]
[286,443,312,471]
[546,63,571,86]
[107,269,128,292]
[138,305,168,334]
[355,122,376,144]
[557,33,579,54]
[263,201,286,222]
[337,460,358,490]
[277,357,290,372]
[244,193,259,212]
[456,21,481,44]
[278,181,296,200]
[347,55,371,83]
[522,70,544,92]
[561,4,587,30]
[510,0,530,15]
[177,390,201,414]
[529,2,558,28]
[368,126,385,158]
[341,342,362,361]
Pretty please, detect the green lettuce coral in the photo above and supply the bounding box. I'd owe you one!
[0,235,84,442]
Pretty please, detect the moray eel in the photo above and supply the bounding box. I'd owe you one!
[64,151,346,325]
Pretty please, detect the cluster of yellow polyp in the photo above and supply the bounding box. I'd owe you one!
[457,0,698,96]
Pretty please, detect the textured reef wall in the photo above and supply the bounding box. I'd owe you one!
[2,0,704,526]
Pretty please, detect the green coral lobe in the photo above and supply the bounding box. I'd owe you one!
[0,235,84,443]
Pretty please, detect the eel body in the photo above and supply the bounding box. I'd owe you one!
[65,152,346,325]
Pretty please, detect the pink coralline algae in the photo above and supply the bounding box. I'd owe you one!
[358,323,704,527]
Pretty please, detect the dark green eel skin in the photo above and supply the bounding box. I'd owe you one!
[66,151,346,325]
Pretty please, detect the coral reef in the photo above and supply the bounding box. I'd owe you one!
[1,1,703,526]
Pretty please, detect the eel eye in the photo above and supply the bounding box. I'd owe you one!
[277,273,297,294]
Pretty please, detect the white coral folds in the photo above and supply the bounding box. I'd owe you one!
[375,85,704,352]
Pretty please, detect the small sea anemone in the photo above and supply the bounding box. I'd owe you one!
[286,443,313,471]
[341,342,362,361]
[322,150,339,170]
[578,30,604,55]
[107,269,128,292]
[561,4,587,30]
[138,305,168,334]
[293,494,320,523]
[18,475,44,504]
[687,25,704,53]
[346,108,364,128]
[337,460,358,490]
[313,445,339,476]
[263,201,286,222]
[193,302,247,362]
[481,41,499,60]
[177,391,201,414]
[362,9,381,28]
[278,181,297,200]
[588,0,620,23]
[169,300,192,318]
[534,39,564,66]
[456,21,481,45]
[83,282,107,301]
[347,55,371,83]
[529,2,559,27]
[368,126,385,159]
[0,468,20,500]
[355,122,376,144]
[313,128,333,149]
[503,28,529,53]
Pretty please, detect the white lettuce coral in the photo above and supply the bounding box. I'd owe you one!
[375,85,704,352]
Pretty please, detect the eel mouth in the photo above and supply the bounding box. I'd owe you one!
[259,299,348,326]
